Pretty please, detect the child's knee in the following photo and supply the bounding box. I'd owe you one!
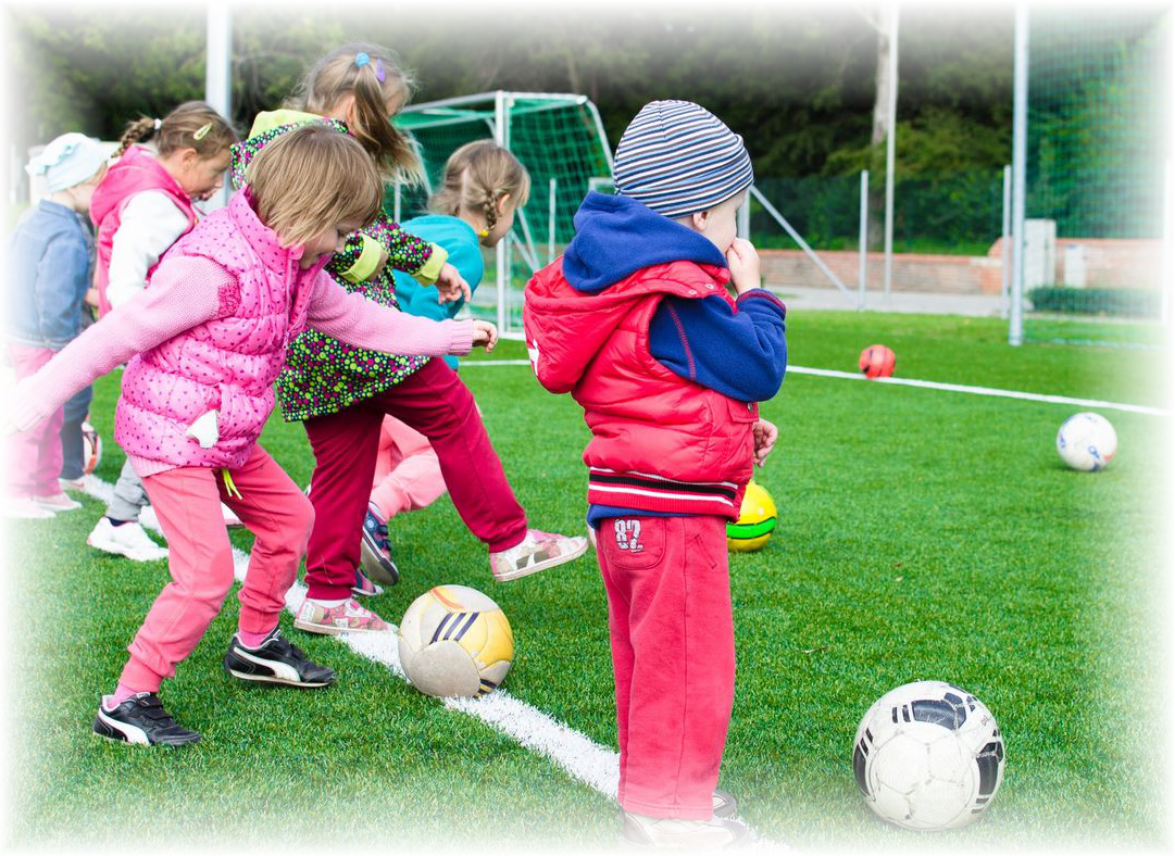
[290,493,315,550]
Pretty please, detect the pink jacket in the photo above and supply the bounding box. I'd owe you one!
[91,146,199,316]
[9,190,474,475]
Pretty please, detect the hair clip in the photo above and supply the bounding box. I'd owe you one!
[355,52,371,68]
[194,122,212,141]
[154,118,163,131]
[478,228,490,238]
[375,59,386,83]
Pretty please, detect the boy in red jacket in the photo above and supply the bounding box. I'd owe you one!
[524,101,786,849]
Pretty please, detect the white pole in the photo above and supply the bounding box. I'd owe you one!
[494,91,508,333]
[548,177,557,264]
[1001,165,1012,319]
[859,169,869,310]
[883,5,899,302]
[1010,5,1029,346]
[8,143,18,205]
[737,194,751,239]
[1163,160,1172,325]
[393,183,401,223]
[204,3,232,210]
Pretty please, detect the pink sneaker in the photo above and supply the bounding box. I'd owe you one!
[293,597,390,635]
[2,496,55,520]
[489,529,589,582]
[35,491,82,512]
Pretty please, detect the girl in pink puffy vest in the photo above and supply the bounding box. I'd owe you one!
[87,102,238,566]
[4,125,497,748]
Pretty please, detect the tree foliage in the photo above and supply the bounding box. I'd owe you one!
[6,3,1016,179]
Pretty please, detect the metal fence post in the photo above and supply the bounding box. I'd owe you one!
[1163,160,1172,326]
[1010,5,1029,346]
[204,4,232,211]
[859,170,869,310]
[1001,165,1012,320]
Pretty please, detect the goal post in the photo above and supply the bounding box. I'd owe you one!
[393,91,615,338]
[1017,7,1170,347]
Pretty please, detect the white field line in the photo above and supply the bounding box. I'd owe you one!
[79,474,785,849]
[463,359,1169,418]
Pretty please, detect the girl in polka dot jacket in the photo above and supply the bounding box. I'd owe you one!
[232,44,587,637]
[3,126,495,747]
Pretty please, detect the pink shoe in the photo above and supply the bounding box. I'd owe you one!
[2,496,55,520]
[35,491,82,512]
[489,529,589,582]
[293,597,390,635]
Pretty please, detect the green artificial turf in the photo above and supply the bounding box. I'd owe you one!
[5,311,1168,850]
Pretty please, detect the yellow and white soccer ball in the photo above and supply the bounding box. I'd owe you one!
[398,585,514,698]
[726,481,778,552]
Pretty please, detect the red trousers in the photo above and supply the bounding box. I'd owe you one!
[303,359,528,601]
[122,444,313,692]
[597,515,736,820]
[4,344,63,498]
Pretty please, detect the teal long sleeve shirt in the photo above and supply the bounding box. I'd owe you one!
[392,215,485,369]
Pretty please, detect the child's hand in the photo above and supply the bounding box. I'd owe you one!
[726,238,762,295]
[436,264,472,304]
[471,320,498,353]
[753,418,778,467]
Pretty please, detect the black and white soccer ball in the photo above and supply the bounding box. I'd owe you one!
[853,680,1005,831]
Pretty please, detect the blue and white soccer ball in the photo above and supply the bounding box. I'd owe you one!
[1056,412,1117,472]
[853,681,1005,831]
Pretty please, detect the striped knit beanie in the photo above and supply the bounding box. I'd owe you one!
[613,100,753,219]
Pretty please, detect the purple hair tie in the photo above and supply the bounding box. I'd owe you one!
[375,58,386,83]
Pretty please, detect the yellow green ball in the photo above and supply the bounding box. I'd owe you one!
[726,481,777,552]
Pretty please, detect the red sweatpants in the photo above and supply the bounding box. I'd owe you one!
[597,515,736,820]
[4,344,63,498]
[121,444,313,692]
[302,358,528,601]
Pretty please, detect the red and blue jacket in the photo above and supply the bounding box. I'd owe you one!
[524,192,787,524]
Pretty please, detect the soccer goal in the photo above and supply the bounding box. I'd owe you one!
[392,91,615,337]
[1011,7,1171,348]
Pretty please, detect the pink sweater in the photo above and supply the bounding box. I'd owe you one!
[9,256,474,475]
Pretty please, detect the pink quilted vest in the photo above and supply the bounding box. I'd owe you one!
[91,146,199,316]
[114,189,324,470]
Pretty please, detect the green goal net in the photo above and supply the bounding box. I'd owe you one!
[392,92,614,335]
[1023,8,1171,347]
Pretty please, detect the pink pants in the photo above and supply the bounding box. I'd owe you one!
[120,444,314,692]
[597,515,736,820]
[369,415,446,521]
[4,344,63,498]
[303,358,527,602]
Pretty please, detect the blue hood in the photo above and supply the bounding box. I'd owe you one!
[562,192,727,293]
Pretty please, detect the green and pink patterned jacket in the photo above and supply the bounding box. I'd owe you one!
[231,109,447,421]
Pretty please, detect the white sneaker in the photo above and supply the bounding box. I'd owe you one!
[59,476,86,492]
[35,492,82,512]
[139,505,159,530]
[621,812,749,849]
[87,518,169,562]
[2,497,56,520]
[221,502,244,529]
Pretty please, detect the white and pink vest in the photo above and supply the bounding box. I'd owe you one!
[91,146,200,317]
[114,190,324,470]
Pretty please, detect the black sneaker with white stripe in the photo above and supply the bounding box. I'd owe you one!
[93,693,200,747]
[223,628,335,687]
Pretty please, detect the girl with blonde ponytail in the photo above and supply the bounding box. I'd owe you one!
[85,100,237,565]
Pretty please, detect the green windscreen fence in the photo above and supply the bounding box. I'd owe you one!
[393,94,613,331]
[1024,8,1170,346]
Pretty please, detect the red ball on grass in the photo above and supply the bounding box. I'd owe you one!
[859,344,896,379]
